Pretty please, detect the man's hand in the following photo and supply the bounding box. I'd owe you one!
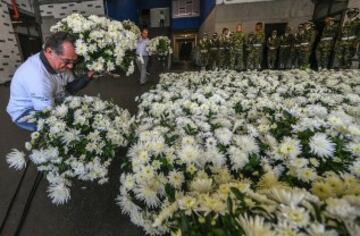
[87,70,96,79]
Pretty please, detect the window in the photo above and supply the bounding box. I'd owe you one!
[172,0,200,18]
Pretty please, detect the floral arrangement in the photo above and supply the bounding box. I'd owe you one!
[7,96,134,205]
[122,20,141,37]
[50,13,137,76]
[117,69,360,235]
[146,36,172,57]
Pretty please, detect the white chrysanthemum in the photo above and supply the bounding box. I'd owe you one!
[228,146,250,170]
[190,177,213,193]
[267,188,305,207]
[134,181,161,208]
[61,129,81,145]
[233,135,259,154]
[237,214,275,236]
[29,149,48,164]
[347,142,360,157]
[279,205,310,227]
[6,149,26,170]
[214,127,233,145]
[325,198,358,220]
[177,144,200,165]
[168,170,184,189]
[47,183,71,205]
[296,168,317,183]
[306,224,338,236]
[75,39,88,56]
[309,133,335,158]
[278,137,302,159]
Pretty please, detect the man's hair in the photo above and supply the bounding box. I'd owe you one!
[43,32,76,55]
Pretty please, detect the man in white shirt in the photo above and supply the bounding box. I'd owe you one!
[159,11,165,28]
[136,28,150,85]
[7,32,94,131]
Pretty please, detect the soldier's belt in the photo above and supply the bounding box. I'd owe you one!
[200,50,208,53]
[280,45,290,48]
[300,42,309,46]
[321,37,333,41]
[341,36,356,40]
[253,44,262,47]
[219,47,225,50]
[269,47,277,50]
[294,45,301,48]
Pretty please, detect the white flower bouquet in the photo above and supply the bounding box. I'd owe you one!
[146,36,172,59]
[50,13,137,76]
[7,96,134,205]
[122,20,141,37]
[118,69,360,235]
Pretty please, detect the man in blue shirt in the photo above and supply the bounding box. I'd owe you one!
[7,32,94,131]
[136,28,150,85]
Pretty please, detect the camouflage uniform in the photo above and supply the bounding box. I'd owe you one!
[316,17,338,69]
[336,8,359,69]
[300,22,316,69]
[355,16,360,68]
[231,31,246,70]
[246,33,257,70]
[291,24,304,69]
[218,34,230,69]
[254,31,265,70]
[267,30,280,69]
[279,27,293,69]
[198,33,210,69]
[208,33,219,70]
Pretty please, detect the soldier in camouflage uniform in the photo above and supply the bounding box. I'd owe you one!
[231,24,246,70]
[208,32,219,70]
[218,28,230,69]
[246,32,257,70]
[316,17,337,69]
[267,30,280,69]
[279,27,293,69]
[300,21,316,69]
[198,32,210,69]
[254,22,265,70]
[336,8,359,69]
[291,24,304,69]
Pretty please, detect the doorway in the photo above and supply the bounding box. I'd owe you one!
[172,33,197,62]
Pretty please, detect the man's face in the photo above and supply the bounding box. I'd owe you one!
[45,41,78,72]
[142,30,149,39]
[255,24,262,32]
[236,24,242,32]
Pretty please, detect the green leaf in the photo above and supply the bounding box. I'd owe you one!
[230,187,244,201]
[165,183,176,202]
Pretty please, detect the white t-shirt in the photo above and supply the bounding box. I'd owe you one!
[7,52,75,121]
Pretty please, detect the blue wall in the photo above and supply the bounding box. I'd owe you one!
[138,0,170,9]
[200,0,216,23]
[172,17,201,31]
[107,0,139,23]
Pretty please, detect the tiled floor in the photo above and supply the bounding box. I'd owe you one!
[0,60,188,235]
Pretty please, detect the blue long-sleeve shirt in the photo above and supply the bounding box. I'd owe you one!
[7,52,90,122]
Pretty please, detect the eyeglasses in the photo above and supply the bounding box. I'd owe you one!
[55,53,78,66]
